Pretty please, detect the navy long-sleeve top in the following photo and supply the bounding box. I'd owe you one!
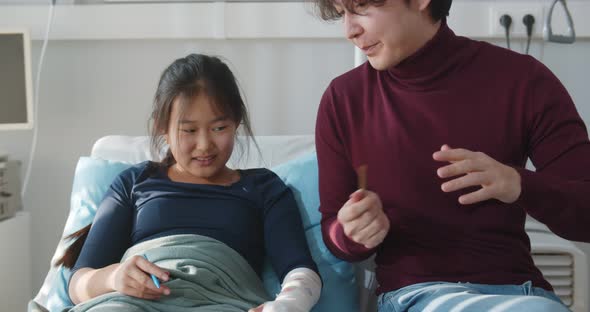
[316,21,590,294]
[72,161,317,283]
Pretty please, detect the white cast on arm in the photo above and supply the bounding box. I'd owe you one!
[262,267,322,312]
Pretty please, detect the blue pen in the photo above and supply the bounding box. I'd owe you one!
[143,254,161,288]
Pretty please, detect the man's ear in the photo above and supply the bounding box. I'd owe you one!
[416,0,431,12]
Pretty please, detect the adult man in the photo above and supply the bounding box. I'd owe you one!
[313,0,590,310]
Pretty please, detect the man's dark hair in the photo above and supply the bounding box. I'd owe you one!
[315,0,452,22]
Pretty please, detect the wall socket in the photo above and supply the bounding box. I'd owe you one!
[489,4,544,38]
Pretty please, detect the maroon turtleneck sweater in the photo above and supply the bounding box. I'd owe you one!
[315,22,590,294]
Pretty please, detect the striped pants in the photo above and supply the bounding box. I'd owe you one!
[377,281,570,312]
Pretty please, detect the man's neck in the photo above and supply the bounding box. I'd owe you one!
[410,20,442,57]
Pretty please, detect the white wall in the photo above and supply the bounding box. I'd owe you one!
[0,33,589,305]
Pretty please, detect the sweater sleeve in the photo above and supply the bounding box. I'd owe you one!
[261,170,319,282]
[516,60,590,243]
[315,83,375,262]
[71,166,138,272]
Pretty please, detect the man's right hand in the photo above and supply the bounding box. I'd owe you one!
[337,190,390,249]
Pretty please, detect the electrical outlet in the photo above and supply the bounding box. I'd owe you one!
[489,4,544,38]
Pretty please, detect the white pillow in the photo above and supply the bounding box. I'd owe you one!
[90,135,316,168]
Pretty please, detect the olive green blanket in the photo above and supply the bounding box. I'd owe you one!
[67,234,270,312]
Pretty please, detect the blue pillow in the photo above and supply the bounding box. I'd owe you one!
[270,152,359,312]
[39,154,359,312]
[42,157,133,311]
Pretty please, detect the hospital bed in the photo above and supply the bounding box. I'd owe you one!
[30,135,588,312]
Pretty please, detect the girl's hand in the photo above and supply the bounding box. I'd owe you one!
[248,303,265,312]
[110,255,171,299]
[249,301,306,312]
[433,144,522,204]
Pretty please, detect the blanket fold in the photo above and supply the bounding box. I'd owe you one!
[68,234,270,312]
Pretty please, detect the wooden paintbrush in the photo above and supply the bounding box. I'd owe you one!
[356,164,368,190]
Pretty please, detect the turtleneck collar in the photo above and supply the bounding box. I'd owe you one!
[386,20,463,90]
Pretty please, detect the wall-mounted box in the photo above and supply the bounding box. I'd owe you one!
[0,159,22,221]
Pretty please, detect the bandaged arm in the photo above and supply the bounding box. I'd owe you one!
[262,267,322,312]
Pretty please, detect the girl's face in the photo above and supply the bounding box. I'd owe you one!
[166,93,238,185]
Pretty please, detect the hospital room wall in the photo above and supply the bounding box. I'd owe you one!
[0,38,588,299]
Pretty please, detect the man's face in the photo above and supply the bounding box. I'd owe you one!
[335,0,437,70]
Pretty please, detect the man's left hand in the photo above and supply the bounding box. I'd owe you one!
[433,144,522,204]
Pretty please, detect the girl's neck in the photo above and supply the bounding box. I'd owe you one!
[167,165,240,186]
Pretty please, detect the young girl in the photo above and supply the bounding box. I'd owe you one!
[57,54,322,312]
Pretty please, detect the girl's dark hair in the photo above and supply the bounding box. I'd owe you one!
[315,0,452,22]
[54,224,91,268]
[55,54,255,268]
[149,53,256,166]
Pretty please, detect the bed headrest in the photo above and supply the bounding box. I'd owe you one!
[90,135,316,168]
